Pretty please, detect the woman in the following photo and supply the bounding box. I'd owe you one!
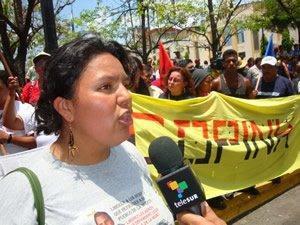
[0,36,225,225]
[159,67,196,100]
[192,69,212,97]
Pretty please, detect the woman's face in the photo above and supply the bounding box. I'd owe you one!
[71,53,132,148]
[167,71,186,96]
[197,75,212,96]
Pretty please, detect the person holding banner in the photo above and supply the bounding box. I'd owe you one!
[191,69,212,97]
[211,49,255,99]
[253,56,294,99]
[159,67,196,100]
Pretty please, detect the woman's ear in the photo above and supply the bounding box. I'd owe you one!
[53,97,75,123]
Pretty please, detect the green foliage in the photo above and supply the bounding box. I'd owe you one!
[281,29,294,52]
[260,33,268,56]
[243,0,300,32]
[184,51,189,60]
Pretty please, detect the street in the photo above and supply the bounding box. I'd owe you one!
[231,185,300,225]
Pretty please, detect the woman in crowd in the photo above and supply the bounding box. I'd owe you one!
[192,69,212,97]
[0,36,225,225]
[159,67,196,100]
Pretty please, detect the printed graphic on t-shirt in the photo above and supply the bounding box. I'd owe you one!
[93,211,116,225]
[75,191,173,225]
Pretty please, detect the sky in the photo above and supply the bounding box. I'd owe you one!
[60,0,121,18]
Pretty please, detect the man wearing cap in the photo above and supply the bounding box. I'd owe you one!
[22,52,50,106]
[253,56,293,98]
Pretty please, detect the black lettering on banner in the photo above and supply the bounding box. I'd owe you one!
[215,140,228,163]
[178,139,185,156]
[243,140,252,160]
[261,137,275,155]
[243,140,267,160]
[273,138,281,152]
[252,140,259,159]
[194,140,212,164]
[285,135,289,148]
[178,140,193,163]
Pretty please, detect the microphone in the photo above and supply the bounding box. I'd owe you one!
[148,136,206,216]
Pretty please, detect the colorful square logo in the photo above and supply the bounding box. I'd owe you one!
[167,180,188,199]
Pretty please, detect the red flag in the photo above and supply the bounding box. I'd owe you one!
[158,42,173,88]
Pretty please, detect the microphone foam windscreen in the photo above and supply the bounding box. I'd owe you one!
[148,136,183,175]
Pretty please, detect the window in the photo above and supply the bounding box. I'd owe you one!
[225,28,232,46]
[253,31,259,50]
[237,29,245,43]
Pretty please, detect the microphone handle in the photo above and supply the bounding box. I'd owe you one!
[188,204,202,216]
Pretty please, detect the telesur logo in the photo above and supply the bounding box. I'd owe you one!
[167,180,188,199]
[167,180,199,208]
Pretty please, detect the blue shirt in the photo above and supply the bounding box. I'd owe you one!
[256,75,294,98]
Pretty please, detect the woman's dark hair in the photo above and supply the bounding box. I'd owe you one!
[162,67,195,96]
[129,56,150,96]
[35,35,130,135]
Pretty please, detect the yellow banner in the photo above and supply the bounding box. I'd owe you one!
[131,92,300,198]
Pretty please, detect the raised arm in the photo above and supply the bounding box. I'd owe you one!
[3,77,25,130]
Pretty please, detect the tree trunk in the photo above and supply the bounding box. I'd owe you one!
[40,0,58,53]
[14,37,28,84]
[140,0,147,64]
[207,0,218,60]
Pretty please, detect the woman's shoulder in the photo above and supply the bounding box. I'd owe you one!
[0,165,36,224]
[117,141,141,159]
[116,141,148,169]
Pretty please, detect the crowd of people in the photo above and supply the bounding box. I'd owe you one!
[0,33,299,224]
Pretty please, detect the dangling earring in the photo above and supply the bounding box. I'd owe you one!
[68,125,78,161]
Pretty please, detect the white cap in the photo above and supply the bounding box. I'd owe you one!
[261,56,277,66]
[33,51,51,64]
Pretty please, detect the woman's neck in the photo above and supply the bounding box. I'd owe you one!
[170,90,184,97]
[51,133,110,166]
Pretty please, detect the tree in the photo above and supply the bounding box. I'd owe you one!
[260,32,267,56]
[77,0,250,61]
[0,0,75,83]
[40,0,58,53]
[243,0,300,41]
[281,29,294,52]
[153,0,245,59]
[77,0,189,63]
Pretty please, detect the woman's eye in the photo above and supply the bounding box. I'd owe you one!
[99,84,112,91]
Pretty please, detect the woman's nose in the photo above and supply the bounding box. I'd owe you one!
[118,83,132,108]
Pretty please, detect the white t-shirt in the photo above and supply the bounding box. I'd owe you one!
[16,100,36,134]
[0,101,33,154]
[0,141,174,225]
[16,102,58,147]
